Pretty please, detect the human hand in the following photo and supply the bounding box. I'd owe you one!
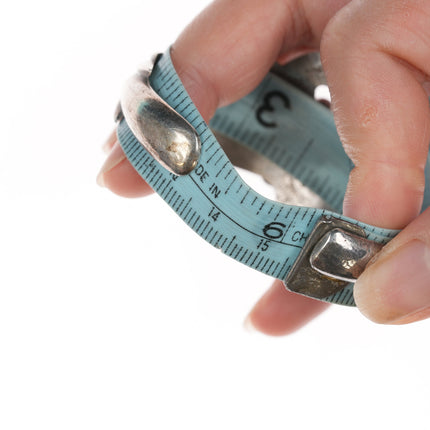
[98,0,430,334]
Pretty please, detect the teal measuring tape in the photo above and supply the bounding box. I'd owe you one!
[115,50,430,306]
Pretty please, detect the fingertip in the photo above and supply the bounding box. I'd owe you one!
[354,239,430,324]
[243,314,257,334]
[97,140,153,198]
[245,280,329,336]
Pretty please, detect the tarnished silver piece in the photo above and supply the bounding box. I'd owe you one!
[116,53,201,175]
[284,216,382,300]
[271,53,327,99]
[310,228,383,283]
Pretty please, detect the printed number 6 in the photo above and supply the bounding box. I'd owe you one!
[263,222,286,239]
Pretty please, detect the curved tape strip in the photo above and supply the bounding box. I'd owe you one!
[117,50,430,306]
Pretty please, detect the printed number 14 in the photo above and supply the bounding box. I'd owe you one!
[209,206,220,221]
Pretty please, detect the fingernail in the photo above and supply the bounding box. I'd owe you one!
[243,313,257,333]
[96,141,126,187]
[354,240,430,323]
[102,131,117,154]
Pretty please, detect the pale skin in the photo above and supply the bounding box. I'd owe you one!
[98,0,430,335]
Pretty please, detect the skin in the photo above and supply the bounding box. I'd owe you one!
[99,0,430,335]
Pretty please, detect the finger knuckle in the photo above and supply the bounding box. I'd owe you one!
[320,10,354,61]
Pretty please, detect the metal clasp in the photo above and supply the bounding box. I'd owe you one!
[284,215,383,300]
[115,53,201,176]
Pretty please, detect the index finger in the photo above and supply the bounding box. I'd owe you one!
[99,0,350,195]
[321,0,430,229]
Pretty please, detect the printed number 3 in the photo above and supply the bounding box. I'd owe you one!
[256,91,291,128]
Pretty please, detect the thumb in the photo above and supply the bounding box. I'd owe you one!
[354,208,430,324]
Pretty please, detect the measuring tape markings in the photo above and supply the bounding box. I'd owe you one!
[211,73,353,213]
[120,120,306,279]
[117,50,413,306]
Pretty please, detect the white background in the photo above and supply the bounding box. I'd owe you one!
[1,1,429,429]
